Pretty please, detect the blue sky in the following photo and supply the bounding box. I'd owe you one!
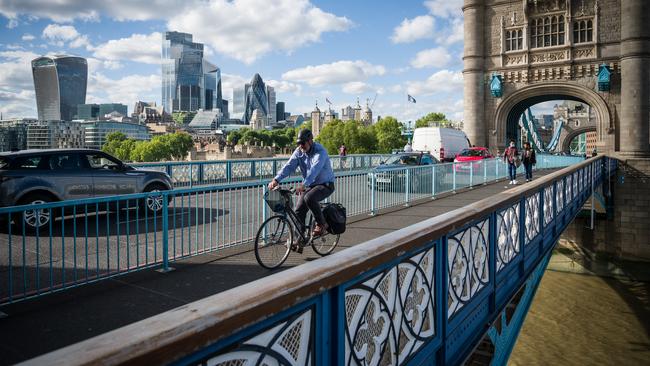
[0,0,469,122]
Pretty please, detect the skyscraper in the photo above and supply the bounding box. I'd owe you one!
[276,102,285,122]
[267,85,276,125]
[232,87,245,120]
[244,74,268,125]
[162,31,221,113]
[32,55,88,121]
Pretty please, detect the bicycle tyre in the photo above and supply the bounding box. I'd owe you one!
[310,220,340,256]
[254,215,293,269]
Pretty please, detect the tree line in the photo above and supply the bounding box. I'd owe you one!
[102,131,194,162]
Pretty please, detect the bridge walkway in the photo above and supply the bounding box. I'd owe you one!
[0,171,556,364]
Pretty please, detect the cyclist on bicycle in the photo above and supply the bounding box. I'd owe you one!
[268,129,335,238]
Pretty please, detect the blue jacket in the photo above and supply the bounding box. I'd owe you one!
[274,143,335,187]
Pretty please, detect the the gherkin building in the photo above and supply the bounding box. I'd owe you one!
[244,73,268,124]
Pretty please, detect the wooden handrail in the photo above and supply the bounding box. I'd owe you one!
[22,156,605,366]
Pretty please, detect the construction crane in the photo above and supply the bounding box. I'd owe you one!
[367,93,378,109]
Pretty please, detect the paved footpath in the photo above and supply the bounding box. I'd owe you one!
[0,174,546,364]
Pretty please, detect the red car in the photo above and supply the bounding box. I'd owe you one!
[453,147,494,172]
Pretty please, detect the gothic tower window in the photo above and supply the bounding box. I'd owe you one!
[530,15,565,48]
[506,29,524,51]
[573,19,593,43]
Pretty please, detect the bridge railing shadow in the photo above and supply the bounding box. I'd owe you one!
[23,156,614,365]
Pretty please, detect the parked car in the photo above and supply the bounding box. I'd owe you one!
[412,127,470,162]
[453,147,494,172]
[0,149,173,231]
[367,152,441,192]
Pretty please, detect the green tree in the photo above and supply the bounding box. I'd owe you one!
[102,131,127,155]
[374,116,406,153]
[114,139,137,161]
[415,112,447,128]
[130,140,171,162]
[357,125,378,153]
[157,132,194,160]
[226,128,246,146]
[316,119,344,154]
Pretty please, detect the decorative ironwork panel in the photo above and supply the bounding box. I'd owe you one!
[203,163,227,181]
[555,179,564,214]
[525,193,541,245]
[448,218,489,318]
[544,186,553,226]
[171,166,197,183]
[231,162,253,178]
[345,247,435,366]
[371,156,384,166]
[256,161,275,178]
[197,308,314,366]
[496,203,520,272]
[566,175,573,203]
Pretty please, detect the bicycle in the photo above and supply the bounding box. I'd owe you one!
[254,187,341,269]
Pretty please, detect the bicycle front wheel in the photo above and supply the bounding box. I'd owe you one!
[254,215,293,269]
[310,221,340,256]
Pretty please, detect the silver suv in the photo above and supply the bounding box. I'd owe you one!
[0,149,173,230]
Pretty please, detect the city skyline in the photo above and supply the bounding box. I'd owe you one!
[0,0,470,123]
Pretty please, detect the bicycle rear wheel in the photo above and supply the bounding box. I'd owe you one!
[310,220,340,256]
[254,215,293,269]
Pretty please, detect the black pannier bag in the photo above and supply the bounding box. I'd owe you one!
[323,203,347,234]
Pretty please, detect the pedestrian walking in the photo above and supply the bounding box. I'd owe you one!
[503,140,520,185]
[522,142,536,182]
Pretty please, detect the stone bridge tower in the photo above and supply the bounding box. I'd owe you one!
[463,0,649,156]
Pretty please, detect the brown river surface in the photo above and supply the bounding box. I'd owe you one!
[509,270,650,365]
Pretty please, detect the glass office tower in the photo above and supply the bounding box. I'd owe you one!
[162,31,221,113]
[244,74,268,124]
[32,55,88,121]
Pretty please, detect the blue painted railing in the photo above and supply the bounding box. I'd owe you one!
[130,154,393,187]
[23,156,616,365]
[0,154,583,306]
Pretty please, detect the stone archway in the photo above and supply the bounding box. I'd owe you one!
[493,82,612,150]
[561,126,598,153]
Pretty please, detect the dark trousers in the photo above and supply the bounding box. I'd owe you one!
[508,163,517,181]
[295,183,334,230]
[524,163,533,180]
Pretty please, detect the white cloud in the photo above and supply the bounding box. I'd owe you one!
[390,15,434,44]
[220,73,248,101]
[341,81,374,95]
[21,33,35,41]
[168,0,352,64]
[406,69,464,96]
[436,17,464,46]
[7,19,18,28]
[424,0,463,18]
[282,60,386,86]
[93,32,161,65]
[410,47,452,69]
[42,24,92,50]
[87,73,160,108]
[267,80,302,95]
[0,50,40,89]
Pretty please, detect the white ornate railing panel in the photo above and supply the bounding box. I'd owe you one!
[496,203,521,272]
[525,192,541,245]
[345,247,435,366]
[448,218,490,318]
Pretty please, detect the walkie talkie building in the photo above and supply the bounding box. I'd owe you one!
[31,55,88,121]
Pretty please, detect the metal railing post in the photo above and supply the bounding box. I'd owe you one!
[432,165,436,199]
[496,159,500,181]
[370,172,376,215]
[469,163,474,188]
[590,161,595,230]
[484,160,488,184]
[189,165,193,188]
[405,168,410,206]
[160,192,173,272]
[452,164,457,192]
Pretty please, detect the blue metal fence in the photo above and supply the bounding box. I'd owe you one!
[24,156,616,365]
[0,154,585,305]
[130,154,393,187]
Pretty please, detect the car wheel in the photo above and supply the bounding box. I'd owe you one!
[141,184,169,214]
[15,193,57,233]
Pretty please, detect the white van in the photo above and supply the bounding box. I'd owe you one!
[411,127,470,162]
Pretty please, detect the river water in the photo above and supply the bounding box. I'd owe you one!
[509,269,650,365]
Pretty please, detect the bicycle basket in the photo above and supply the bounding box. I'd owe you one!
[264,189,292,213]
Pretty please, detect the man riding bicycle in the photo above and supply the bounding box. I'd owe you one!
[268,129,335,238]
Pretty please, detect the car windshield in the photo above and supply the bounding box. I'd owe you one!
[384,155,420,165]
[459,149,484,157]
